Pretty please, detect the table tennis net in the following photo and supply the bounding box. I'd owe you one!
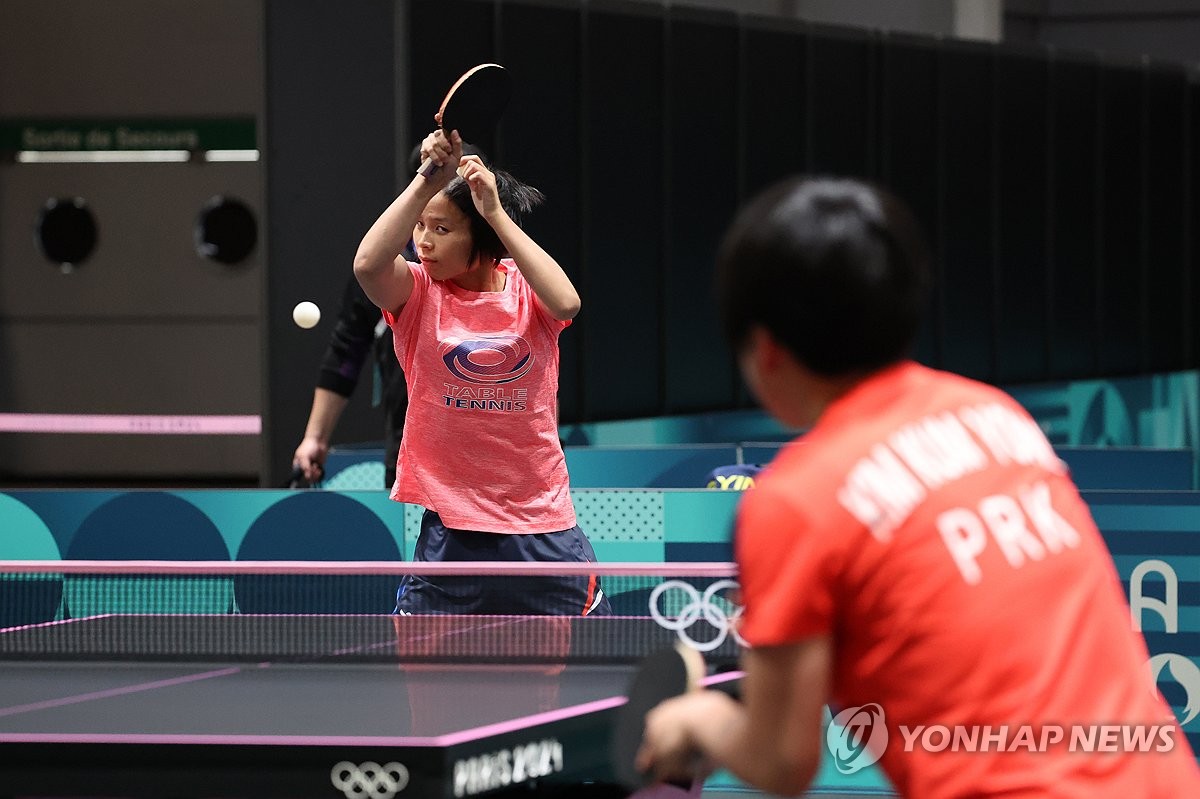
[0,561,743,665]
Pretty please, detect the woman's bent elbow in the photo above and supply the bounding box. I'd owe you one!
[353,253,384,282]
[554,296,581,321]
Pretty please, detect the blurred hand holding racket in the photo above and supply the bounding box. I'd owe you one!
[417,63,511,179]
[612,643,708,792]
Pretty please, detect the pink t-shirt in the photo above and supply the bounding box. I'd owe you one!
[382,260,577,534]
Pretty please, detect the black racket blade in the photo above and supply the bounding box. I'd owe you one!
[438,63,511,143]
[417,64,511,179]
[611,644,704,791]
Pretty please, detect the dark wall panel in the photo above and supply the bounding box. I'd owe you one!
[995,51,1049,383]
[581,2,665,419]
[1144,66,1188,373]
[397,0,1200,429]
[809,28,876,178]
[407,1,497,156]
[880,36,940,368]
[938,44,995,381]
[1193,83,1200,367]
[1096,65,1143,376]
[497,0,585,420]
[264,0,396,486]
[1048,56,1100,379]
[740,17,808,198]
[663,7,739,413]
[736,15,810,409]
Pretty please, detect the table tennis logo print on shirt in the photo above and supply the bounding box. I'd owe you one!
[441,335,532,412]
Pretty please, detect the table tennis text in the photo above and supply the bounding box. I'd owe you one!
[442,384,528,412]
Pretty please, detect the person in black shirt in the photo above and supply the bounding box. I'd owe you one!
[290,143,487,488]
[291,276,406,487]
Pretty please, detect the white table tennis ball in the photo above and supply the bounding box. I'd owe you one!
[292,301,321,329]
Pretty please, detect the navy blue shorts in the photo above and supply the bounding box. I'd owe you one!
[395,510,612,616]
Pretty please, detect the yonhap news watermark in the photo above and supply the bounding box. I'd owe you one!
[895,722,1178,754]
[827,704,1181,774]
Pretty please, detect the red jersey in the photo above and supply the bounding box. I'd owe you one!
[736,361,1200,798]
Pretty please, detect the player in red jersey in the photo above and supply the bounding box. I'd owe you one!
[636,177,1200,797]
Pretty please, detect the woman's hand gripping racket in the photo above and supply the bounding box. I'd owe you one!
[611,643,706,792]
[417,63,511,179]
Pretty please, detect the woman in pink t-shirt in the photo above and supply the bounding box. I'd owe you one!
[353,127,609,616]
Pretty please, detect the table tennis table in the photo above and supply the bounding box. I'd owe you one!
[0,612,742,799]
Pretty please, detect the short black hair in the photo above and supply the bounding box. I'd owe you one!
[715,176,929,376]
[443,170,545,266]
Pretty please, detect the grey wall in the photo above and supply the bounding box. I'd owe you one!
[0,0,401,487]
[0,0,263,483]
[618,0,1003,40]
[1006,0,1200,68]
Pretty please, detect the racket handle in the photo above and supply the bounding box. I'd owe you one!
[285,465,305,488]
[417,156,441,179]
[285,464,323,489]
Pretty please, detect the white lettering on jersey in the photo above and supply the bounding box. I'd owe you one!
[936,508,989,585]
[887,411,988,490]
[838,399,1068,550]
[979,493,1047,568]
[1018,481,1082,553]
[838,443,927,542]
[936,481,1082,585]
[957,403,1063,472]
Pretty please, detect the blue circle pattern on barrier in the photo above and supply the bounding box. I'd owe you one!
[64,493,233,616]
[235,492,401,614]
[0,495,64,627]
[0,491,407,622]
[67,493,230,561]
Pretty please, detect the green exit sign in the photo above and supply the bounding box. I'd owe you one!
[0,118,256,152]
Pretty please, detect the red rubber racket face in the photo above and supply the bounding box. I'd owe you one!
[435,63,511,144]
[610,644,704,790]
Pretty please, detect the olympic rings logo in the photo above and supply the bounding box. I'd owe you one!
[648,579,746,652]
[330,761,409,799]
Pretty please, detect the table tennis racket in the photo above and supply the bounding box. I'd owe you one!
[284,464,322,489]
[611,643,705,791]
[417,63,511,179]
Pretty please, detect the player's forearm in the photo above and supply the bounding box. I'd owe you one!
[705,643,827,796]
[691,686,820,791]
[489,212,580,320]
[694,698,818,797]
[303,388,351,443]
[353,177,430,310]
[356,177,433,271]
[294,388,351,481]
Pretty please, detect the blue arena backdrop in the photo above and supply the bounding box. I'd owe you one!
[555,369,1200,450]
[2,370,1199,787]
[0,488,740,569]
[316,368,1199,489]
[320,443,1194,492]
[1,486,1199,759]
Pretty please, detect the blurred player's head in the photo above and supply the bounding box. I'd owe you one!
[443,169,544,268]
[716,176,929,379]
